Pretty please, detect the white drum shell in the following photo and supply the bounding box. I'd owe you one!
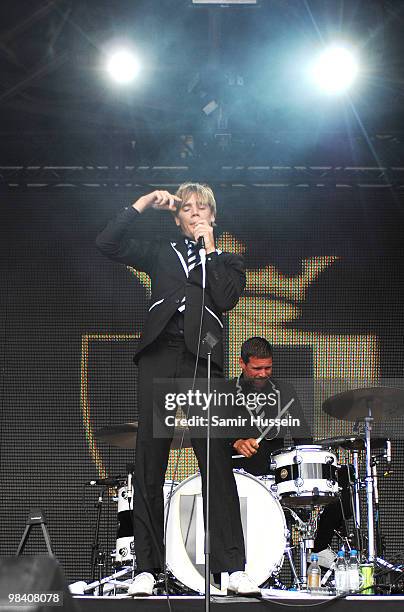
[114,481,177,565]
[272,445,339,504]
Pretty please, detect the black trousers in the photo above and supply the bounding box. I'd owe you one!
[133,335,246,573]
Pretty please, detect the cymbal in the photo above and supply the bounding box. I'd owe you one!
[322,387,404,422]
[315,435,387,452]
[95,422,192,450]
[95,422,138,449]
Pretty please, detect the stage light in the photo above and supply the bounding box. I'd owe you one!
[106,49,140,84]
[310,45,359,94]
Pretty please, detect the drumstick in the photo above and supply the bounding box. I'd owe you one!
[232,398,295,458]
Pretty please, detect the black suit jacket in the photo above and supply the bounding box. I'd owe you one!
[96,206,246,368]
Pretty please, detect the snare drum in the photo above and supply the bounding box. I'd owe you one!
[271,445,339,506]
[165,470,287,595]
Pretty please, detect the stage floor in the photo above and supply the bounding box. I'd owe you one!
[73,594,404,612]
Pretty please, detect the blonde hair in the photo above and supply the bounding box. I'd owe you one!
[175,182,217,217]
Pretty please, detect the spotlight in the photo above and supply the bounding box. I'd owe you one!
[106,49,140,84]
[310,45,359,94]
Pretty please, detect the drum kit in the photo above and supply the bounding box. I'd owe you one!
[86,386,403,595]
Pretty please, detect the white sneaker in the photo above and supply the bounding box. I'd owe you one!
[227,571,261,596]
[128,572,156,597]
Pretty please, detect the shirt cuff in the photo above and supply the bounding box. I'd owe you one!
[120,206,141,222]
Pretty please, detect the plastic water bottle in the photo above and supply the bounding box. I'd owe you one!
[334,550,347,595]
[347,549,360,593]
[307,553,321,591]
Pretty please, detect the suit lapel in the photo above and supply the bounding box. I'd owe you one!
[170,237,204,282]
[170,241,189,278]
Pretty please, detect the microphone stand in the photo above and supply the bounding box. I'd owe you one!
[205,342,212,612]
[202,333,218,612]
[198,239,218,609]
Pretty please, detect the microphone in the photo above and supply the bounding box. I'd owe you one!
[197,236,206,251]
[197,236,206,288]
[88,478,120,487]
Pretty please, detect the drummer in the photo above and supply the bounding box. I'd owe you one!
[228,336,353,566]
[229,336,311,475]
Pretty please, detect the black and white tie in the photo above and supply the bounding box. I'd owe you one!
[186,239,199,273]
[178,239,199,312]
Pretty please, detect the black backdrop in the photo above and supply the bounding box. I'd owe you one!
[1,187,404,582]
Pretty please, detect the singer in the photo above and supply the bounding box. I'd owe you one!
[96,183,260,597]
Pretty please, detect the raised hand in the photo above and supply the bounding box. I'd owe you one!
[132,190,182,213]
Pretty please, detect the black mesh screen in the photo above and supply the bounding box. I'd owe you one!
[1,188,404,582]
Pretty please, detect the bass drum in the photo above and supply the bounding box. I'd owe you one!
[165,470,287,595]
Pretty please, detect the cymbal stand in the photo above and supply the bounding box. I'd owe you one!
[345,457,362,554]
[352,449,361,533]
[364,406,375,563]
[371,455,385,558]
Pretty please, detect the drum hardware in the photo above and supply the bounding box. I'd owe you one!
[80,468,138,596]
[70,566,134,596]
[315,435,388,452]
[352,448,361,534]
[322,386,404,582]
[332,528,354,551]
[78,468,178,596]
[90,487,106,581]
[371,454,386,559]
[96,551,106,595]
[282,505,317,589]
[95,421,192,450]
[155,569,200,596]
[95,422,139,449]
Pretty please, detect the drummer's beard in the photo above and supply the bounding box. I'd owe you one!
[243,375,271,391]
